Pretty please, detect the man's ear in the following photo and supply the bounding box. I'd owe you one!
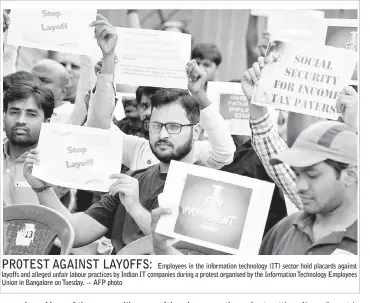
[192,123,202,140]
[60,86,68,100]
[343,165,358,186]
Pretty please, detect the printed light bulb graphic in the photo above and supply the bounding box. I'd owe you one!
[204,185,224,209]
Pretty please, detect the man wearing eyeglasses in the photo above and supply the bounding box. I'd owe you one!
[85,15,234,171]
[23,56,235,253]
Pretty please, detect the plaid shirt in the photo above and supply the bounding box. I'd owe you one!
[250,113,303,210]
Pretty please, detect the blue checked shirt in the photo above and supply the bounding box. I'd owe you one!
[250,113,303,210]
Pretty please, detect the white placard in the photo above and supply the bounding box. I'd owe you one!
[207,82,251,136]
[156,161,275,255]
[324,19,358,85]
[32,123,123,192]
[6,9,97,55]
[114,27,191,89]
[252,40,357,119]
[267,11,327,44]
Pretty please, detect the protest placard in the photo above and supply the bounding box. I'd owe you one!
[32,123,123,192]
[207,82,251,136]
[325,19,358,85]
[114,27,191,89]
[155,161,275,255]
[251,40,357,119]
[6,9,97,55]
[267,11,327,44]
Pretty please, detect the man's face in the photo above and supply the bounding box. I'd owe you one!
[139,94,152,138]
[53,53,80,100]
[4,97,46,147]
[293,162,346,215]
[149,102,194,163]
[195,58,217,82]
[31,68,63,102]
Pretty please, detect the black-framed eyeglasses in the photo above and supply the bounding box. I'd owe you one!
[149,122,195,134]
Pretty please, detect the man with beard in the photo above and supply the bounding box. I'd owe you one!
[23,60,225,253]
[85,14,235,171]
[3,81,68,206]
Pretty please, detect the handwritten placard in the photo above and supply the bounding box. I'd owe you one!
[7,9,97,55]
[252,40,357,119]
[32,123,123,192]
[114,27,191,89]
[156,161,275,255]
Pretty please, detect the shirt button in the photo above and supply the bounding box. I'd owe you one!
[6,169,10,173]
[147,160,151,165]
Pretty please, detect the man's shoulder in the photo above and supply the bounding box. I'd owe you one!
[273,212,302,234]
[127,164,160,179]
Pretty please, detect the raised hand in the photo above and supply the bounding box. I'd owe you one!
[336,86,358,131]
[186,59,207,96]
[241,56,265,101]
[90,14,118,56]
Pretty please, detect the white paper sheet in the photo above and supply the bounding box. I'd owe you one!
[32,123,123,192]
[6,9,97,55]
[252,40,357,119]
[114,27,191,89]
[156,161,275,255]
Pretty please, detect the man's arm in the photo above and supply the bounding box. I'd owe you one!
[241,58,302,209]
[85,14,117,129]
[109,173,152,236]
[186,60,236,169]
[194,93,236,168]
[23,149,111,248]
[37,188,109,247]
[69,55,96,126]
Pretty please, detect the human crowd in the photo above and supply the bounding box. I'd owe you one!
[2,10,358,255]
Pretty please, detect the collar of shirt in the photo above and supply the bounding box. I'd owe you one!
[3,139,28,164]
[293,211,358,245]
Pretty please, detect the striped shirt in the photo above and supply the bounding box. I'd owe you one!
[250,112,302,210]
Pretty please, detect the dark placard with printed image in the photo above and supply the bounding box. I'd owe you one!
[174,174,251,249]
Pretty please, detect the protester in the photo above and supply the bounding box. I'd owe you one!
[3,81,69,206]
[115,96,143,137]
[3,71,40,95]
[85,14,235,171]
[23,58,230,254]
[49,51,81,103]
[191,43,222,83]
[240,57,358,255]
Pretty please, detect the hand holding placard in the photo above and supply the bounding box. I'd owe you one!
[108,174,140,212]
[336,86,358,131]
[23,149,45,190]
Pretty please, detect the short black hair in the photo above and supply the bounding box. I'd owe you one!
[324,159,350,180]
[191,43,222,66]
[3,71,41,92]
[3,81,55,119]
[136,86,164,104]
[151,89,200,124]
